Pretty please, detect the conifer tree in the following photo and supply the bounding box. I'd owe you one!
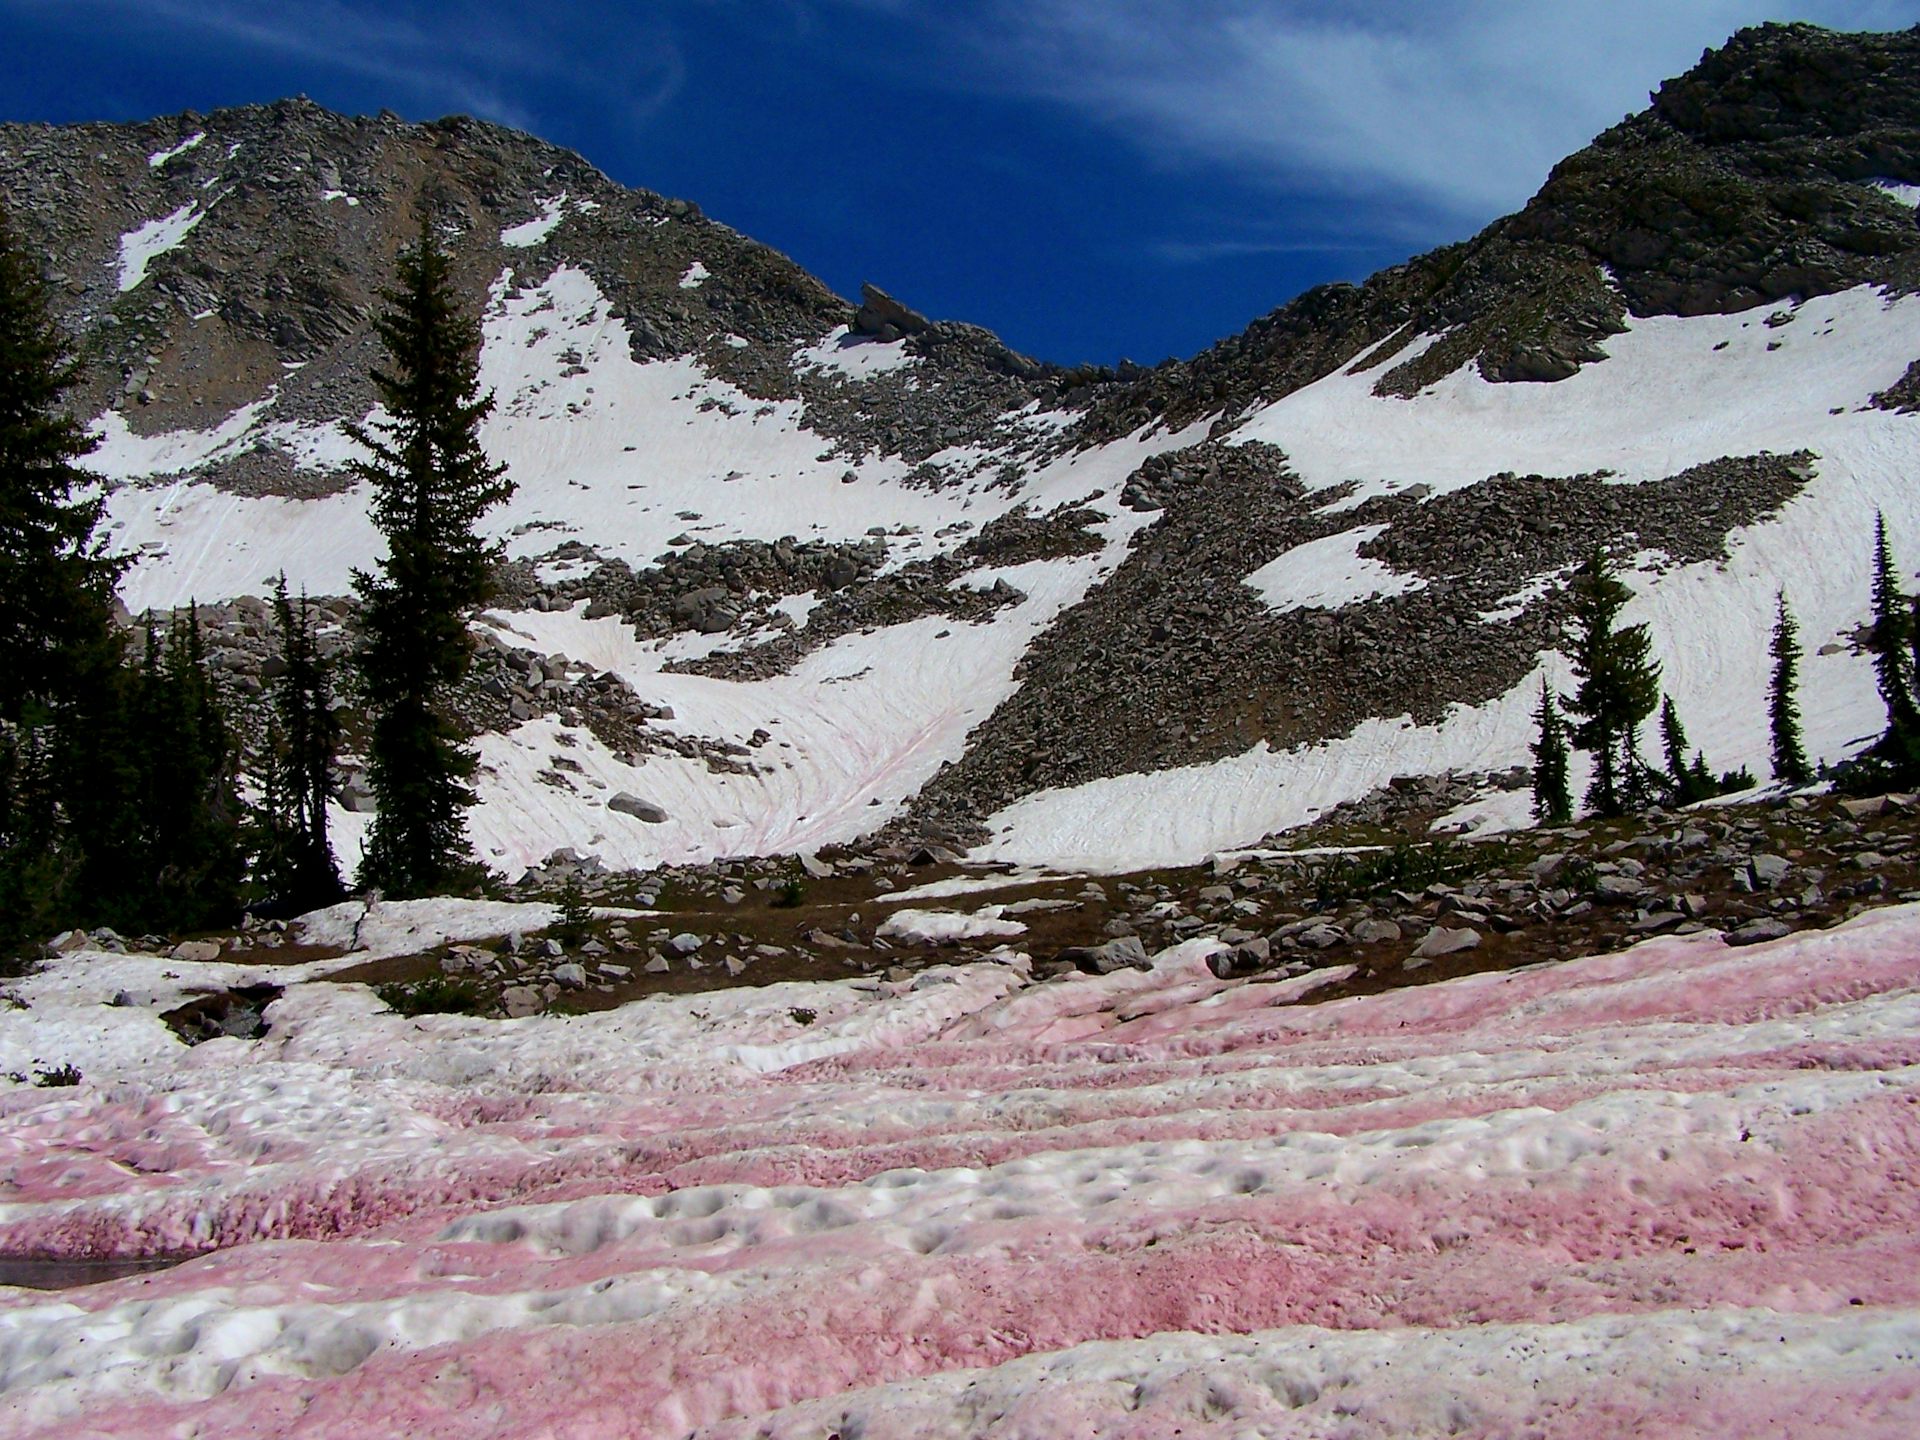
[1529,678,1572,824]
[257,576,342,912]
[1565,550,1662,817]
[1659,695,1690,792]
[349,220,513,897]
[1769,589,1812,786]
[1869,512,1916,735]
[0,204,128,946]
[0,205,124,723]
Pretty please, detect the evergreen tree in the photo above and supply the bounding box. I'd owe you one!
[0,205,124,723]
[1659,695,1690,792]
[1869,512,1916,735]
[1529,678,1572,824]
[1564,550,1662,817]
[255,576,343,912]
[107,608,244,932]
[0,204,128,947]
[1656,695,1721,805]
[349,220,513,898]
[1769,589,1812,786]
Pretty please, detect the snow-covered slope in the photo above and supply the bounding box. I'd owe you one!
[978,288,1920,869]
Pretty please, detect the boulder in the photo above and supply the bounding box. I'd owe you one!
[1411,926,1481,960]
[500,985,542,1018]
[852,283,931,339]
[609,793,670,824]
[170,939,222,963]
[1057,936,1151,974]
[552,962,587,989]
[1726,917,1793,946]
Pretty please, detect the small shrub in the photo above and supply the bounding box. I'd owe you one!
[33,1063,81,1087]
[789,1006,817,1027]
[771,877,807,909]
[553,876,594,946]
[376,976,482,1017]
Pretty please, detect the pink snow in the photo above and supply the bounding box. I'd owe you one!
[1,908,1918,1437]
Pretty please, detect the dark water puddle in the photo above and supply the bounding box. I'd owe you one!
[0,1254,196,1290]
[161,983,283,1044]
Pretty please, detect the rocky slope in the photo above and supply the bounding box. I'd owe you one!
[2,22,1919,879]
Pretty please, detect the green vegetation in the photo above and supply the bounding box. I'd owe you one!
[376,975,483,1016]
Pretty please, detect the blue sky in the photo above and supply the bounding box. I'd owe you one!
[4,1,1917,364]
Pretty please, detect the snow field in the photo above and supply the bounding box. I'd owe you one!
[0,905,1916,1435]
[115,203,204,291]
[981,286,1920,868]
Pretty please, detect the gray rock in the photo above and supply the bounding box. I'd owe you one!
[1059,936,1151,974]
[1726,917,1792,946]
[668,932,705,955]
[1296,923,1348,950]
[1594,874,1645,903]
[170,939,222,963]
[1351,918,1403,945]
[643,955,671,974]
[609,793,670,824]
[1411,926,1482,960]
[1748,853,1791,889]
[501,985,542,1018]
[552,962,588,988]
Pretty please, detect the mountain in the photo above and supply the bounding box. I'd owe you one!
[3,20,1919,880]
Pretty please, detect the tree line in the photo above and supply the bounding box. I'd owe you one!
[0,207,510,952]
[1531,527,1910,826]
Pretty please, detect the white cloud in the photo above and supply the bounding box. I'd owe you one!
[839,1,1920,222]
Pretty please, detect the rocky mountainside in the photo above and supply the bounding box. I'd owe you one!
[2,22,1919,881]
[1083,22,1920,440]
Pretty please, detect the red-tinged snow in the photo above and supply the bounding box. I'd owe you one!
[1,904,1917,1437]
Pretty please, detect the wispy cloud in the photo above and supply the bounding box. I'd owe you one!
[825,0,1920,223]
[8,0,686,136]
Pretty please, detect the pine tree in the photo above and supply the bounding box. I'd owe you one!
[257,575,342,912]
[1659,695,1690,792]
[0,203,129,946]
[1769,589,1811,786]
[1529,678,1572,824]
[349,220,513,898]
[0,204,125,723]
[1869,512,1916,733]
[1565,550,1662,817]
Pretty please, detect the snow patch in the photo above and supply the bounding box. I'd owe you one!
[116,203,203,290]
[500,194,568,248]
[797,326,919,379]
[678,260,710,290]
[147,132,205,168]
[1243,523,1426,612]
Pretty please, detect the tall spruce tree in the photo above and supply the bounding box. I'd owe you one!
[1769,589,1812,786]
[0,204,129,946]
[349,220,513,897]
[1529,678,1572,824]
[0,205,124,722]
[1565,550,1662,817]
